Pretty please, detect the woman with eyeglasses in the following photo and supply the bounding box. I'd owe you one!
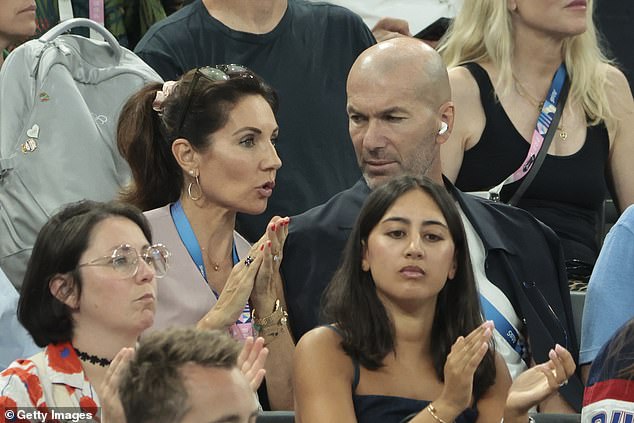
[116,65,294,410]
[0,201,168,415]
[294,176,577,423]
[0,200,268,418]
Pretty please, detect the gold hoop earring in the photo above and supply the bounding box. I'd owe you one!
[187,175,203,201]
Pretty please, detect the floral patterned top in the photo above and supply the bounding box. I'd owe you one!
[0,343,100,422]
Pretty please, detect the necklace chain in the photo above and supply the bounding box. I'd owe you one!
[512,74,544,112]
[512,74,567,141]
[201,245,229,272]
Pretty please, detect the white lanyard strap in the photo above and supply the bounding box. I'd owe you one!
[58,0,74,21]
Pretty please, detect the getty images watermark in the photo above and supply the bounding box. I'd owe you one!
[3,407,99,422]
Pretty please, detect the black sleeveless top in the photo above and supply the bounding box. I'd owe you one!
[455,63,610,263]
[325,326,479,423]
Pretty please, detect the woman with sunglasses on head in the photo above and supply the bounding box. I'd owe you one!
[294,176,577,423]
[117,65,294,410]
[0,200,169,416]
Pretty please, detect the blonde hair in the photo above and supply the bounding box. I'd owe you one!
[438,0,613,124]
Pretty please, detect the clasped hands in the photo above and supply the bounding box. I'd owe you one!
[199,216,290,330]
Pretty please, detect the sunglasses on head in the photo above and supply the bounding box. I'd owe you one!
[176,64,253,134]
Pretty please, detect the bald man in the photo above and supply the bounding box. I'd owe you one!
[281,38,583,412]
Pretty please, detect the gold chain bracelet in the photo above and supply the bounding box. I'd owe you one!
[252,299,288,340]
[426,404,448,423]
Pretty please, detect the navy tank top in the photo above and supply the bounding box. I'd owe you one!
[325,326,478,423]
[455,63,610,263]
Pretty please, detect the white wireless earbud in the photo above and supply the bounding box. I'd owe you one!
[438,121,448,135]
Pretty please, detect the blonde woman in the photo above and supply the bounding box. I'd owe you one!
[438,0,634,270]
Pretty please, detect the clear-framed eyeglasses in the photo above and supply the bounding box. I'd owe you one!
[76,244,171,279]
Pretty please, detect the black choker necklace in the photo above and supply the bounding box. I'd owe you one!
[73,347,112,367]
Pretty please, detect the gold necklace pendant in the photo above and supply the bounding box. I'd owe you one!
[558,126,568,141]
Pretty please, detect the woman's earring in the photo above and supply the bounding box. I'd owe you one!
[187,173,203,201]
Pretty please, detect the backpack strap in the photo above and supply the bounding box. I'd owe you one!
[39,18,123,63]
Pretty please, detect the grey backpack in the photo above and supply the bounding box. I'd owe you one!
[0,18,162,290]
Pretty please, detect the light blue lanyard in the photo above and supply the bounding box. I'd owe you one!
[170,201,252,335]
[480,294,524,357]
[504,64,568,185]
[170,200,239,294]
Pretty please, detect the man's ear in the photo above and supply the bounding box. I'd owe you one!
[436,101,455,145]
[49,274,79,310]
[171,138,199,174]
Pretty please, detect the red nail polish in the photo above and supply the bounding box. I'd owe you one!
[267,240,272,247]
[271,224,276,231]
[260,244,264,251]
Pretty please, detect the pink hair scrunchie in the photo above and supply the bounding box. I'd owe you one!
[152,81,178,113]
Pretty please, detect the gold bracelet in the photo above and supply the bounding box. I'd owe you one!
[426,404,448,423]
[252,299,288,339]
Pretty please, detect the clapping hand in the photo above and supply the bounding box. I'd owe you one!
[438,321,494,415]
[237,336,269,391]
[505,344,576,418]
[100,347,134,423]
[198,240,266,330]
[251,216,289,311]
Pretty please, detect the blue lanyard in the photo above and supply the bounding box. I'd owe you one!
[170,201,239,292]
[480,294,524,357]
[537,64,567,133]
[505,64,567,185]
